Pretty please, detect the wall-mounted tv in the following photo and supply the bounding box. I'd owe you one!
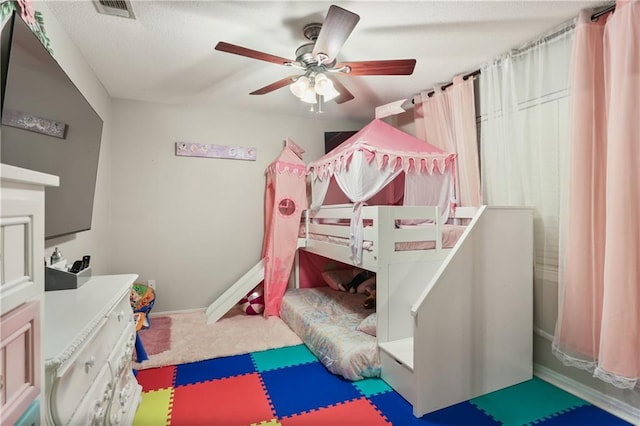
[324,131,357,154]
[1,13,103,239]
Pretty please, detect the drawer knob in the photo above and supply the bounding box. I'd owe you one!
[92,405,105,426]
[111,413,121,425]
[85,356,96,369]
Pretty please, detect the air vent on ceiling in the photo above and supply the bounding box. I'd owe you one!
[93,0,136,19]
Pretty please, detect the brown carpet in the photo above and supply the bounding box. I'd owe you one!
[132,308,302,370]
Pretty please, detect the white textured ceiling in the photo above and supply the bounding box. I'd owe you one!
[47,1,606,121]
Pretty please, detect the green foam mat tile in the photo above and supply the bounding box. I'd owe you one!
[353,377,393,397]
[470,378,589,426]
[251,344,318,372]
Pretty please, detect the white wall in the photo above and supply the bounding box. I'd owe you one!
[28,3,115,275]
[109,99,365,312]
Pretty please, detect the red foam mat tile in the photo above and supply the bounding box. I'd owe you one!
[170,373,274,426]
[280,397,391,426]
[136,365,176,392]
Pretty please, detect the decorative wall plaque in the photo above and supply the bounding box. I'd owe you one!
[175,142,257,161]
[2,109,67,139]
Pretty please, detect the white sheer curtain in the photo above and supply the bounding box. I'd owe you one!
[479,22,574,336]
[414,76,482,207]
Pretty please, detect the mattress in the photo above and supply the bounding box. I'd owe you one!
[280,287,380,381]
[304,223,466,252]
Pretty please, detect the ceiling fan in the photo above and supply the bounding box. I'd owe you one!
[214,5,416,108]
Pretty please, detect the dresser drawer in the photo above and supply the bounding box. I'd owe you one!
[380,350,414,405]
[67,363,113,426]
[0,301,40,426]
[109,322,136,378]
[100,293,134,350]
[107,323,139,426]
[49,317,114,424]
[15,399,40,426]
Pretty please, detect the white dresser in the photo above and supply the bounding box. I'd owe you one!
[1,164,58,425]
[44,274,142,426]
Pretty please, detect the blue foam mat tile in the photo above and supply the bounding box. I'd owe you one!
[174,353,255,386]
[260,361,361,418]
[537,404,633,426]
[370,391,500,426]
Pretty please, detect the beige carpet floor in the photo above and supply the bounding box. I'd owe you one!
[132,308,302,370]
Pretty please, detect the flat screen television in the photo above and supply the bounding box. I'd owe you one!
[324,131,357,154]
[1,13,103,239]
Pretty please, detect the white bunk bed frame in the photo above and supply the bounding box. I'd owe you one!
[295,204,533,417]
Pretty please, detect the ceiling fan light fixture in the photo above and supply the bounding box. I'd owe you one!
[300,87,318,104]
[322,85,340,102]
[289,76,310,98]
[313,73,333,96]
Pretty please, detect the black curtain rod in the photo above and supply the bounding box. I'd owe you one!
[591,4,615,21]
[410,69,481,104]
[427,69,481,97]
[408,5,613,106]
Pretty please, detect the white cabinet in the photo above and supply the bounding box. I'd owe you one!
[44,274,142,425]
[1,164,58,425]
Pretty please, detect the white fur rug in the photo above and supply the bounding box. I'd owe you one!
[132,308,302,370]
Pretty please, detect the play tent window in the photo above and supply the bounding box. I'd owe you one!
[278,198,296,216]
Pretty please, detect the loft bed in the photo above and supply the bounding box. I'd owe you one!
[286,204,533,417]
[279,120,532,416]
[284,203,475,381]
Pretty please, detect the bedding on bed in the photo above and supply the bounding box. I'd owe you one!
[280,287,380,381]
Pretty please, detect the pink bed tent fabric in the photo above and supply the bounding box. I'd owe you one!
[262,140,308,317]
[307,119,456,265]
[553,1,639,389]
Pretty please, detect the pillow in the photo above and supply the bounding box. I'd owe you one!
[321,269,358,290]
[357,313,377,336]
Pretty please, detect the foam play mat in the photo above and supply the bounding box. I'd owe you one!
[133,344,631,425]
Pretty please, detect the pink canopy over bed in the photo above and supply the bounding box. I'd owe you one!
[262,140,307,316]
[307,119,457,264]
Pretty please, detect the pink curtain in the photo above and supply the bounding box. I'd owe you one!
[414,77,482,207]
[553,1,639,389]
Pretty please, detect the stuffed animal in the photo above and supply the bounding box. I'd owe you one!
[339,270,375,294]
[363,289,376,309]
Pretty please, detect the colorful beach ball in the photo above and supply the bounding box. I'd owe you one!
[239,284,265,315]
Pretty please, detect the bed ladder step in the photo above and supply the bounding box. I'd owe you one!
[205,259,265,324]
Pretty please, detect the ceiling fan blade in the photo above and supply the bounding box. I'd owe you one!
[215,42,294,66]
[327,76,354,104]
[250,75,299,95]
[336,59,417,76]
[312,5,360,64]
